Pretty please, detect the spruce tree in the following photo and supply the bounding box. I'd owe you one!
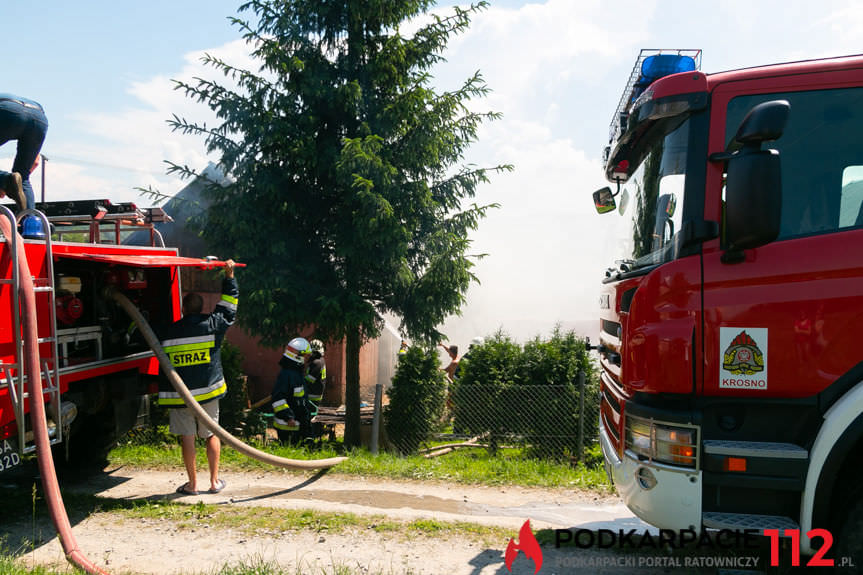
[169,0,510,447]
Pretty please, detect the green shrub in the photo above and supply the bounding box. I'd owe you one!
[451,326,599,461]
[384,345,448,454]
[519,326,596,458]
[582,443,604,469]
[451,330,522,451]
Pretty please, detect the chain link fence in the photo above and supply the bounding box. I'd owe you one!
[384,375,601,461]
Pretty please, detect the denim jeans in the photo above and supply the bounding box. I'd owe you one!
[0,94,48,210]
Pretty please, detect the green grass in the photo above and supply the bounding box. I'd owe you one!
[0,553,70,575]
[108,499,509,543]
[2,490,508,575]
[1,551,424,575]
[4,488,512,545]
[108,439,611,492]
[3,434,612,575]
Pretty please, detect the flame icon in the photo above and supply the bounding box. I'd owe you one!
[504,519,543,573]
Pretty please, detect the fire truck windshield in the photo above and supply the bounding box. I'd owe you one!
[607,117,690,273]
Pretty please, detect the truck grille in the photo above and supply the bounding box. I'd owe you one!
[601,319,621,338]
[600,372,622,452]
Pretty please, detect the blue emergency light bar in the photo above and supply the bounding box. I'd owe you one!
[608,49,701,147]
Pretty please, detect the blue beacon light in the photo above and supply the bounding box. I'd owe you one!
[21,216,46,240]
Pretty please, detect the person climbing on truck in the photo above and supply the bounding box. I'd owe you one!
[0,93,47,211]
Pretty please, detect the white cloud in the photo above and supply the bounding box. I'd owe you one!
[12,0,863,347]
[21,38,258,206]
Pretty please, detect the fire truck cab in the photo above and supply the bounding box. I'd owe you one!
[594,50,863,556]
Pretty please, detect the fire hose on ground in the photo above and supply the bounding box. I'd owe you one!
[108,286,348,470]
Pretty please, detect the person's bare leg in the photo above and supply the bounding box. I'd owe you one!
[180,435,198,492]
[206,434,221,491]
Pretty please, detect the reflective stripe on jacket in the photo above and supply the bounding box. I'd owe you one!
[272,399,299,430]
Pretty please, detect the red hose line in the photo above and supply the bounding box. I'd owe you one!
[3,216,110,575]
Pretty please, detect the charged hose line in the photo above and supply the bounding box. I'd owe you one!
[1,215,111,575]
[108,287,348,470]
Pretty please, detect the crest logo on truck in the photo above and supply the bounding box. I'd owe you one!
[719,328,767,389]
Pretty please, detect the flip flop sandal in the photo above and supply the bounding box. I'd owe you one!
[175,483,198,496]
[209,479,226,494]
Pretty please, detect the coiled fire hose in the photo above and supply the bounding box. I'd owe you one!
[2,214,111,575]
[108,287,348,470]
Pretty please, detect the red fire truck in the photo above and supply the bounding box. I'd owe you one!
[0,200,223,473]
[593,49,863,557]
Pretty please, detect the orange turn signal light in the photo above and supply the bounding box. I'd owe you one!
[724,457,747,472]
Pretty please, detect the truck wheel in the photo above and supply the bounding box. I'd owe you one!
[59,396,139,475]
[57,408,116,475]
[834,497,863,573]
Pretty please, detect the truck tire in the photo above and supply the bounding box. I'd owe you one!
[59,395,140,475]
[834,497,863,573]
[57,407,116,474]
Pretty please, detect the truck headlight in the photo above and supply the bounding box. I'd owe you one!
[624,415,698,468]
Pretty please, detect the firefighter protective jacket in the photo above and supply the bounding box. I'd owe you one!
[272,356,307,431]
[157,276,239,406]
[305,353,326,403]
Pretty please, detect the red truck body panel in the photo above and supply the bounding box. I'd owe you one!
[0,239,204,441]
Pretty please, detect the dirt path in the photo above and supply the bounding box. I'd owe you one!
[3,466,653,574]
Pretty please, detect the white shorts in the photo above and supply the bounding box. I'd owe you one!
[168,400,219,439]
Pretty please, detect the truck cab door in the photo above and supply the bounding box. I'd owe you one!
[701,69,863,399]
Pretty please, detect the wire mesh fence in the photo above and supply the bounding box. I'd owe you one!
[384,377,601,461]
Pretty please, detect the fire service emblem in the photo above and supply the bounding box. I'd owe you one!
[719,328,768,390]
[722,331,764,375]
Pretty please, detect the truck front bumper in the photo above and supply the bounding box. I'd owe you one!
[600,422,703,531]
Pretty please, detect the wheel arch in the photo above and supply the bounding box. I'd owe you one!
[801,378,863,553]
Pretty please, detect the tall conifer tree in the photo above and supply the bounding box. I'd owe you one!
[169,0,509,446]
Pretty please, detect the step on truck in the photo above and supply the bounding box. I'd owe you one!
[592,49,863,562]
[0,200,225,473]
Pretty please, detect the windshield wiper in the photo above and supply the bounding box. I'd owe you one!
[615,259,636,272]
[606,259,636,279]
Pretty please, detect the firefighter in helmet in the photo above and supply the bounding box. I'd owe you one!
[271,336,312,444]
[305,339,327,439]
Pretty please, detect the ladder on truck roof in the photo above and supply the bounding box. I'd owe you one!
[32,198,172,246]
[0,207,63,455]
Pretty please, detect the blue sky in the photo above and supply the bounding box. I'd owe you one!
[3,1,862,346]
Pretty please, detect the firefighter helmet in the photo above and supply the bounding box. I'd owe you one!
[284,337,312,364]
[310,339,325,354]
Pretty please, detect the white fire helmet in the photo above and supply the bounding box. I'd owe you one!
[310,339,325,354]
[284,337,312,364]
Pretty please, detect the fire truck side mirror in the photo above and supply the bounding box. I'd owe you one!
[725,150,781,251]
[593,186,616,214]
[722,100,788,254]
[733,100,790,147]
